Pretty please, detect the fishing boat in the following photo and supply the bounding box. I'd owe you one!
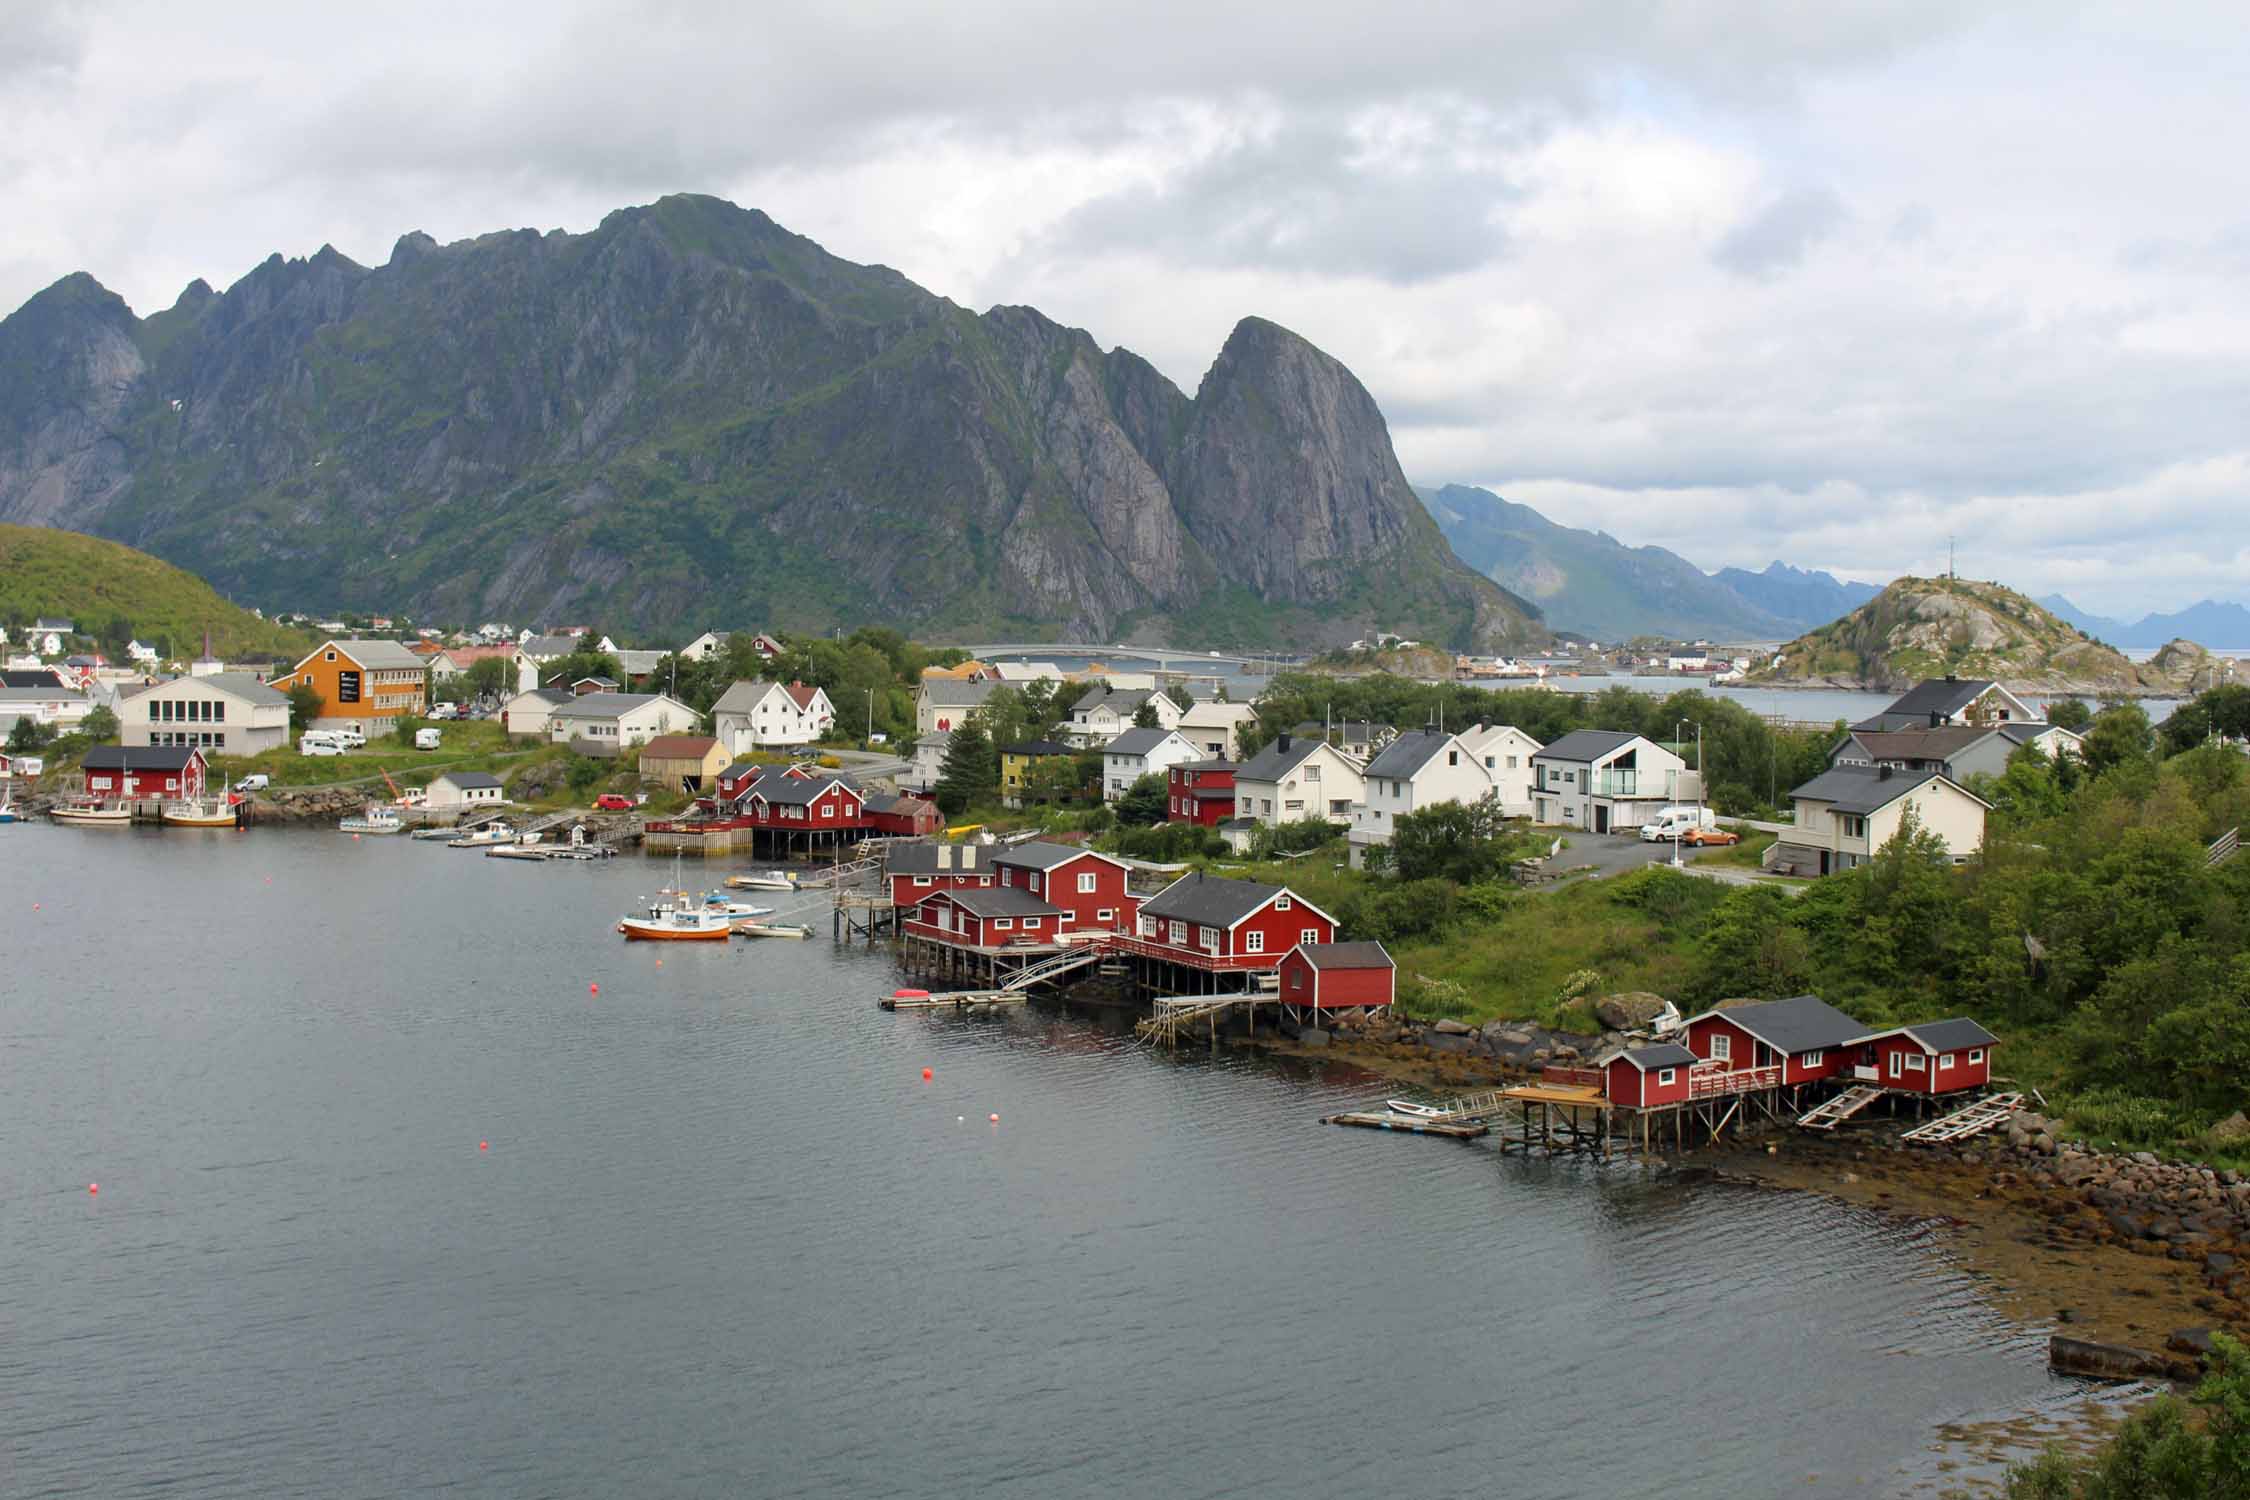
[619,892,734,941]
[725,870,797,891]
[0,794,16,824]
[339,805,405,834]
[51,800,131,827]
[447,821,518,848]
[161,795,241,828]
[732,919,814,940]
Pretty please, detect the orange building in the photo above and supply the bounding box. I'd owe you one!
[270,639,430,734]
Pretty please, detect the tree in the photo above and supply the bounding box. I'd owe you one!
[2045,697,2092,732]
[79,705,119,743]
[2082,703,2154,779]
[463,656,510,701]
[1114,772,1170,827]
[933,722,997,816]
[285,682,324,733]
[1131,699,1162,730]
[1387,794,1520,884]
[2004,1330,2250,1497]
[6,716,55,753]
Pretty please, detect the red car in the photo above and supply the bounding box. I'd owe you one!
[593,793,636,811]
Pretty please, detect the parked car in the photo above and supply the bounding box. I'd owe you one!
[428,703,459,721]
[1638,806,1717,842]
[332,726,367,749]
[594,793,636,811]
[1681,826,1740,847]
[234,773,271,792]
[299,731,346,756]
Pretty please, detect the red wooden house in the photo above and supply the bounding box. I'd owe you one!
[1167,760,1237,826]
[904,886,1066,949]
[1275,941,1395,1012]
[864,792,942,838]
[739,775,865,831]
[884,842,998,909]
[1844,1019,1997,1095]
[1681,996,1866,1088]
[991,842,1138,934]
[1127,873,1336,969]
[84,746,207,801]
[716,761,776,801]
[1598,1043,1700,1108]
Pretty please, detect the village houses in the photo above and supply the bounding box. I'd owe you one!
[917,679,996,736]
[118,673,291,755]
[501,687,574,739]
[424,771,506,811]
[267,639,430,737]
[1065,686,1181,748]
[1175,699,1259,760]
[1456,722,1544,816]
[638,734,730,795]
[1770,763,1990,877]
[1101,727,1200,802]
[545,692,699,754]
[711,679,836,753]
[1347,728,1500,869]
[1529,730,1689,832]
[1231,732,1365,826]
[1167,759,1237,826]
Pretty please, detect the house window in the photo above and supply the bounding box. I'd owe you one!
[1274,895,1291,911]
[1002,869,1013,886]
[1447,750,1458,766]
[1097,909,1114,922]
[1022,917,1041,929]
[1938,1053,1955,1070]
[1968,1048,1985,1064]
[993,917,1013,930]
[1245,931,1264,953]
[1290,969,1305,990]
[1657,1068,1676,1086]
[914,876,931,887]
[1484,755,1494,768]
[1841,814,1868,839]
[1506,756,1518,769]
[1710,1033,1732,1062]
[1300,928,1319,946]
[1077,872,1097,893]
[1800,1051,1823,1068]
[1905,1054,1926,1072]
[1169,920,1187,944]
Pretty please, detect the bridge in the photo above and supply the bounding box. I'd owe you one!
[955,642,1310,672]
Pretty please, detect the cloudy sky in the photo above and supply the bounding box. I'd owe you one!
[6,1,2246,618]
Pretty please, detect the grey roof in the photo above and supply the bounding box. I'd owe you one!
[200,672,290,706]
[1789,763,1949,815]
[1175,758,1236,773]
[1143,872,1294,928]
[915,730,953,750]
[712,679,781,713]
[1997,721,2070,746]
[509,688,573,707]
[1860,1017,2000,1052]
[1532,729,1643,763]
[1295,941,1393,970]
[330,639,429,671]
[1839,726,1994,766]
[863,792,932,816]
[886,842,994,875]
[521,634,582,659]
[569,675,619,688]
[932,885,1063,919]
[549,692,669,721]
[1235,735,1325,782]
[994,840,1112,872]
[1698,995,1867,1054]
[1613,1043,1699,1071]
[1000,739,1076,756]
[0,684,86,704]
[1863,677,1997,729]
[745,775,855,807]
[1362,729,1457,780]
[920,679,997,707]
[437,771,504,790]
[85,745,201,771]
[720,761,768,781]
[1105,727,1184,757]
[1072,686,1157,715]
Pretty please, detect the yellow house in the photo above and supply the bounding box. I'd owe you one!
[999,738,1079,807]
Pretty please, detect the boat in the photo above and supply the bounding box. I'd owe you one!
[339,805,405,834]
[487,845,552,861]
[725,870,797,891]
[51,801,131,826]
[732,919,814,940]
[619,892,735,941]
[1384,1099,1449,1120]
[702,893,776,917]
[161,795,241,828]
[447,821,518,848]
[410,826,462,841]
[0,795,16,825]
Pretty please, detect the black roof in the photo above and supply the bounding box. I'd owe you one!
[1861,1017,1999,1052]
[1104,726,1186,757]
[1696,995,1867,1054]
[1533,729,1643,763]
[1295,941,1392,970]
[1613,1043,1699,1071]
[1143,872,1294,928]
[1789,763,1953,815]
[1174,758,1236,773]
[1872,677,1994,723]
[935,886,1063,919]
[1362,729,1457,780]
[0,669,67,688]
[441,771,505,789]
[85,746,201,771]
[885,842,994,875]
[748,776,853,807]
[1001,739,1077,756]
[1235,735,1326,782]
[993,840,1109,872]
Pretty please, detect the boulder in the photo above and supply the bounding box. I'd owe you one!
[1433,1018,1474,1036]
[2049,1335,2172,1381]
[1423,1032,1475,1055]
[1593,992,1671,1031]
[2167,1327,2217,1360]
[2208,1112,2250,1147]
[1298,1027,1330,1049]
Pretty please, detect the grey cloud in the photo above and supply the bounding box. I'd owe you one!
[1712,186,1848,278]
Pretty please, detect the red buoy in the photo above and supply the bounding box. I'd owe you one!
[922,1067,934,1081]
[589,982,600,995]
[479,1141,489,1152]
[989,1113,1000,1123]
[88,1183,98,1195]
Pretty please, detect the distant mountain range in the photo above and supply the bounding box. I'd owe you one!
[2037,595,2250,650]
[1418,483,1880,641]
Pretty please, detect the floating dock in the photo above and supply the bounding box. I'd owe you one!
[879,989,1031,1011]
[1321,1111,1489,1139]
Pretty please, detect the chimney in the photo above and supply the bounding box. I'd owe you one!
[1278,732,1292,753]
[1929,710,1941,728]
[1878,765,1893,780]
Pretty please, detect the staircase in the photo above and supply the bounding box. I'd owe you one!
[999,944,1112,992]
[1899,1092,2025,1145]
[1796,1085,1883,1131]
[2210,828,2240,868]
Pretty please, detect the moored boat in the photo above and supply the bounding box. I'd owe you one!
[0,795,17,824]
[1385,1099,1448,1120]
[410,826,462,841]
[702,893,775,917]
[162,795,242,828]
[619,893,735,941]
[51,801,131,826]
[725,871,797,891]
[447,821,518,847]
[733,919,814,940]
[339,805,405,834]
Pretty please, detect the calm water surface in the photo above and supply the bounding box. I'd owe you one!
[4,829,2083,1497]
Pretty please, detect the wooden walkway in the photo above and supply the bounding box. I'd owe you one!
[879,989,1030,1011]
[1797,1085,1884,1131]
[1900,1092,2024,1144]
[1322,1111,1489,1139]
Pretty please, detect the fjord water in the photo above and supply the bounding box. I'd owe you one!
[5,831,2069,1497]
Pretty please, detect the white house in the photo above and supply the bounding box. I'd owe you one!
[711,679,836,752]
[126,640,160,666]
[1530,730,1688,832]
[119,673,292,754]
[1347,729,1500,869]
[0,685,94,734]
[679,631,730,661]
[1456,722,1544,816]
[520,634,582,665]
[904,731,951,793]
[502,687,574,738]
[1232,732,1365,826]
[1853,677,2041,732]
[1772,764,1990,877]
[1176,700,1259,760]
[1101,727,1200,802]
[426,771,507,811]
[1065,686,1180,747]
[917,678,996,735]
[546,692,699,754]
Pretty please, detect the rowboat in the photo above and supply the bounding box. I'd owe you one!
[725,871,797,891]
[1384,1100,1448,1120]
[162,796,241,828]
[733,920,814,940]
[51,801,131,826]
[340,805,405,834]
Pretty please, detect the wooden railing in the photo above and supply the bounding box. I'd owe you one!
[1541,1066,1605,1089]
[1689,1064,1782,1098]
[1101,933,1278,971]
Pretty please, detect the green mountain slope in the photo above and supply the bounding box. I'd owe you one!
[0,196,1542,653]
[0,523,311,659]
[1418,483,1800,640]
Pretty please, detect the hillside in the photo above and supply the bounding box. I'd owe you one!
[0,524,309,660]
[1419,484,1869,641]
[0,195,1542,653]
[1755,576,2172,692]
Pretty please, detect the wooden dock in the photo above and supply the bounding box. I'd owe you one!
[878,989,1030,1011]
[1322,1111,1489,1139]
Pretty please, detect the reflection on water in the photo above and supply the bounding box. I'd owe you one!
[1,830,2084,1498]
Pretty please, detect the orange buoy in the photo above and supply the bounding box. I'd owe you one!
[655,959,663,968]
[922,1067,934,1081]
[989,1113,1000,1123]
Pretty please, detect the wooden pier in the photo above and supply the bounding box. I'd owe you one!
[1322,1111,1489,1139]
[879,989,1031,1011]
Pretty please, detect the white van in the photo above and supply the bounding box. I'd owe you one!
[299,732,346,757]
[1639,806,1716,842]
[414,728,442,750]
[332,725,367,749]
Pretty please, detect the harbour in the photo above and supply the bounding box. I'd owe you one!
[3,826,2103,1498]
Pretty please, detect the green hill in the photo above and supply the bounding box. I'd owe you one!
[0,524,310,660]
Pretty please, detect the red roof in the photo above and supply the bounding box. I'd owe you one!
[784,681,820,710]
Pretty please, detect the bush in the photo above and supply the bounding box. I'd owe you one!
[1337,879,1459,945]
[1109,822,1224,861]
[565,756,606,793]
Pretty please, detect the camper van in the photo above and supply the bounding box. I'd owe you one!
[299,732,345,757]
[414,728,442,750]
[1638,806,1717,842]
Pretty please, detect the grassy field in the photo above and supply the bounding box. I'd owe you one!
[0,523,313,661]
[209,721,550,790]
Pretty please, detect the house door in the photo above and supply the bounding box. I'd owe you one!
[1593,804,1610,834]
[1819,850,1832,876]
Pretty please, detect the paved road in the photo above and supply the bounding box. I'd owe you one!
[1544,830,1734,882]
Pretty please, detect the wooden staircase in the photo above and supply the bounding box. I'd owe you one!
[1796,1085,1883,1131]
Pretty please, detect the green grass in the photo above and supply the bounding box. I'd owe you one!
[210,721,551,790]
[0,523,313,661]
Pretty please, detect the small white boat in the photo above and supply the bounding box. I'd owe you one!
[340,805,404,834]
[410,826,461,841]
[732,919,814,940]
[447,821,518,847]
[702,894,775,917]
[162,796,241,828]
[0,796,18,824]
[725,871,797,891]
[486,845,552,861]
[52,801,132,826]
[1384,1099,1449,1120]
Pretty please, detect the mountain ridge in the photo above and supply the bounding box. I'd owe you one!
[0,194,1542,652]
[2038,594,2250,650]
